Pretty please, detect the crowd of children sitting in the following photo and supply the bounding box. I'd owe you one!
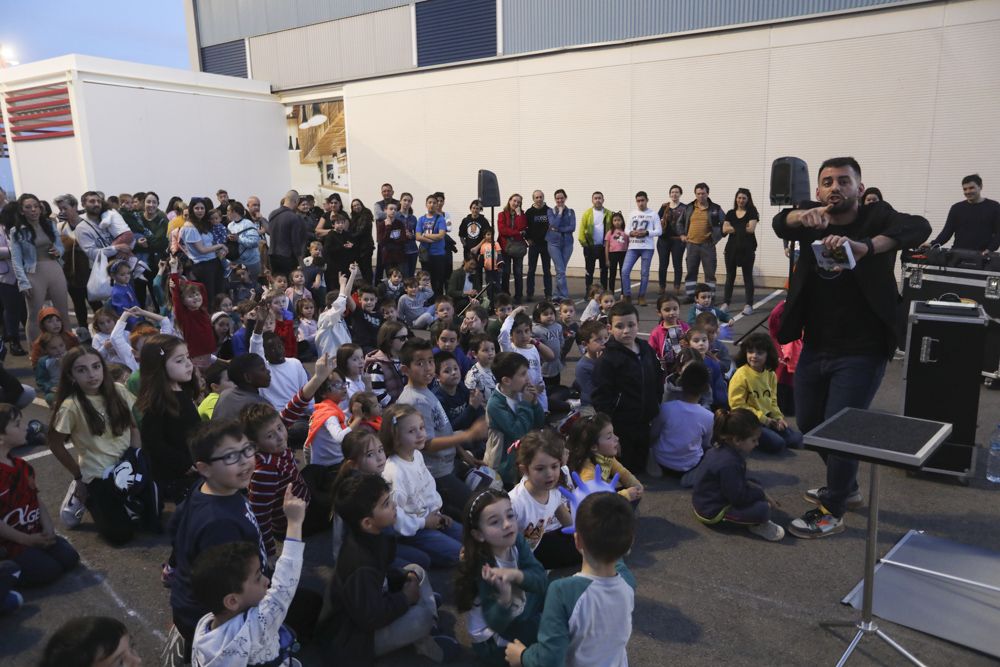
[1,191,809,667]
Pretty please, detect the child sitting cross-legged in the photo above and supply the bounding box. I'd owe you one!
[687,282,732,326]
[380,403,465,568]
[456,489,548,667]
[319,473,458,664]
[190,487,308,667]
[692,408,785,542]
[505,492,637,667]
[650,361,714,484]
[0,404,80,587]
[508,431,580,569]
[485,352,545,489]
[464,334,498,404]
[728,333,803,453]
[35,333,67,406]
[566,413,643,507]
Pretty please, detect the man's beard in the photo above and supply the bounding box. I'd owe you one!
[826,195,856,215]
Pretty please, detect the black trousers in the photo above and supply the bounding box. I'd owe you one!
[191,257,225,305]
[607,251,625,293]
[582,244,608,291]
[723,248,755,305]
[269,254,298,278]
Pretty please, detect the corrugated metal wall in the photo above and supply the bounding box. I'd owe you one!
[501,0,911,54]
[248,6,413,90]
[195,0,419,47]
[200,39,248,78]
[415,0,497,66]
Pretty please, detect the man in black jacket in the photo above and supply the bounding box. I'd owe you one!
[267,190,304,276]
[524,190,552,301]
[774,156,930,539]
[678,183,726,302]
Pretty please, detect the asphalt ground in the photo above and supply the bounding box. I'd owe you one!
[3,275,999,666]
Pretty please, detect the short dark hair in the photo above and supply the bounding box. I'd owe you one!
[192,541,259,614]
[334,472,390,532]
[693,282,713,297]
[694,182,710,193]
[608,301,638,323]
[40,617,129,667]
[0,403,21,435]
[493,351,528,381]
[577,320,606,345]
[493,292,513,309]
[433,350,457,373]
[402,276,418,289]
[227,353,265,388]
[592,190,603,197]
[679,360,710,395]
[736,332,779,371]
[468,333,494,353]
[203,359,229,389]
[635,190,648,199]
[693,311,719,329]
[188,419,245,463]
[962,173,982,188]
[239,402,280,442]
[575,492,634,563]
[818,157,861,180]
[512,312,532,332]
[400,337,433,366]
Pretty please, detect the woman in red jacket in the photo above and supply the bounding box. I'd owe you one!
[496,193,527,303]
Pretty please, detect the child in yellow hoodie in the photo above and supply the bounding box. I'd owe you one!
[728,333,803,453]
[566,412,643,507]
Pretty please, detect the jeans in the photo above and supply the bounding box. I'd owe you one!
[657,236,685,290]
[723,247,755,305]
[757,425,803,453]
[794,345,887,517]
[502,253,524,301]
[621,248,654,297]
[12,537,79,586]
[406,252,419,278]
[582,244,607,291]
[373,564,438,657]
[526,243,551,298]
[723,500,771,525]
[547,235,573,300]
[399,523,464,568]
[684,242,718,297]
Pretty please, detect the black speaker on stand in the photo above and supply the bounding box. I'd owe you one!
[478,169,501,230]
[770,157,810,284]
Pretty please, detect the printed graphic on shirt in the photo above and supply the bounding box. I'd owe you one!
[629,215,650,233]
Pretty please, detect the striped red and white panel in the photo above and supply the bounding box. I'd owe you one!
[3,84,73,142]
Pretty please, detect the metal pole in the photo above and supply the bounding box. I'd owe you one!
[861,462,880,622]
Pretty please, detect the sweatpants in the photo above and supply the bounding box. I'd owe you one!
[84,477,135,546]
[11,537,80,586]
[26,259,71,341]
[374,564,438,656]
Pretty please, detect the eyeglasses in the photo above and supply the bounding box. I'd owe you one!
[208,443,257,465]
[393,334,409,341]
[328,380,346,390]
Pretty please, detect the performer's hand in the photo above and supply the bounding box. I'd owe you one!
[797,205,833,229]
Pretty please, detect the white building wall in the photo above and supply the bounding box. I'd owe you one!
[1,55,290,209]
[339,0,1000,282]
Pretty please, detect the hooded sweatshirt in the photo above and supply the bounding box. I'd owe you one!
[29,307,80,367]
[191,540,304,667]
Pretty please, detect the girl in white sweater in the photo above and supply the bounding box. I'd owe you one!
[381,403,464,567]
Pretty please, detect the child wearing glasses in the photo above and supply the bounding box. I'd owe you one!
[168,420,271,663]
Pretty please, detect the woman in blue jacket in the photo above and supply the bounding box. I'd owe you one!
[545,189,576,300]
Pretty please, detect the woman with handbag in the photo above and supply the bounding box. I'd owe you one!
[6,194,70,341]
[497,193,528,303]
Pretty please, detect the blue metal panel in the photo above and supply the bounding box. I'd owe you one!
[501,0,913,54]
[416,0,497,66]
[200,40,248,78]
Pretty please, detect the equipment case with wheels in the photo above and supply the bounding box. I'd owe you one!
[901,258,1000,383]
[901,301,987,480]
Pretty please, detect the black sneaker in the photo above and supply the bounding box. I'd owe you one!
[803,487,863,510]
[7,342,25,356]
[788,507,845,539]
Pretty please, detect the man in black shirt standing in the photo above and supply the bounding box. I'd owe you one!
[524,190,552,301]
[774,157,930,539]
[927,173,1000,253]
[267,190,305,276]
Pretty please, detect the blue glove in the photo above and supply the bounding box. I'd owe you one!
[558,464,620,534]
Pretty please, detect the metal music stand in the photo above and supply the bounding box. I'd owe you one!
[803,408,952,667]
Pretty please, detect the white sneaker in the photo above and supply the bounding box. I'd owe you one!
[742,305,753,316]
[720,303,729,312]
[60,481,86,528]
[645,450,663,478]
[748,520,785,542]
